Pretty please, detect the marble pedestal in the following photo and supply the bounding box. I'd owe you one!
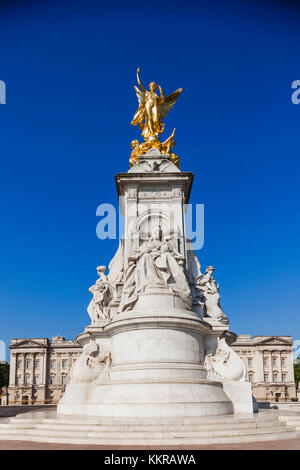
[58,309,233,417]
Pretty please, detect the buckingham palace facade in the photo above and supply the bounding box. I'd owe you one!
[232,335,297,402]
[5,337,81,405]
[2,334,297,405]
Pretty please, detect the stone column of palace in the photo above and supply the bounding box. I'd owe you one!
[29,352,35,404]
[23,353,26,386]
[288,350,295,383]
[269,350,273,383]
[58,151,235,418]
[39,346,47,404]
[278,350,283,400]
[67,353,72,381]
[8,352,16,404]
[9,352,17,386]
[57,352,61,384]
[288,349,296,400]
[254,349,262,383]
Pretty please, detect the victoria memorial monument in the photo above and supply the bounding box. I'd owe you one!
[57,68,253,418]
[1,70,299,446]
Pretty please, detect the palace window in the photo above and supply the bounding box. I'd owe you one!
[25,376,31,385]
[17,376,22,385]
[281,358,286,367]
[26,360,31,369]
[282,374,287,382]
[264,374,269,383]
[62,360,67,369]
[35,360,40,369]
[273,374,278,383]
[33,375,39,385]
[272,357,277,366]
[263,358,268,366]
[49,375,55,385]
[50,360,56,369]
[248,358,253,367]
[248,374,253,383]
[61,375,67,385]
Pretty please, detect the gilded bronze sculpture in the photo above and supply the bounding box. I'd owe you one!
[130,68,182,168]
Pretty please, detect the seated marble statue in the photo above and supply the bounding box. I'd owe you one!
[119,225,191,312]
[197,266,228,323]
[87,266,113,322]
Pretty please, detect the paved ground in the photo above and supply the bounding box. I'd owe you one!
[0,438,299,450]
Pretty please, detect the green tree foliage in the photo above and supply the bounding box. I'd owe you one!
[294,359,300,387]
[0,362,9,387]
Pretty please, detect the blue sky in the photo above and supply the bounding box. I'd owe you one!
[0,0,300,361]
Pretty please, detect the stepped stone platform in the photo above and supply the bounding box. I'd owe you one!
[0,409,297,446]
[278,410,300,431]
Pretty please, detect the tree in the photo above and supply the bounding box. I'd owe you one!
[0,362,9,388]
[294,359,300,388]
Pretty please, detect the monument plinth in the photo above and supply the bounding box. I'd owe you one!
[58,69,253,418]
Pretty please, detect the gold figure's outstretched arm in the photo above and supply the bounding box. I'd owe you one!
[158,85,165,104]
[136,67,146,93]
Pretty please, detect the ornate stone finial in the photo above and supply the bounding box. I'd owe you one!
[129,68,181,169]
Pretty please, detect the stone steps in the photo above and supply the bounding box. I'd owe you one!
[2,418,283,432]
[0,411,297,445]
[278,416,300,431]
[10,411,278,425]
[0,430,296,446]
[0,424,293,438]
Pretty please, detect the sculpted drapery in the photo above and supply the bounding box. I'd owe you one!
[197,266,228,323]
[119,228,191,312]
[87,266,113,322]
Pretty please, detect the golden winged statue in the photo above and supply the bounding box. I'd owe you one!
[129,67,182,168]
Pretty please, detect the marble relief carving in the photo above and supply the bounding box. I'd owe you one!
[70,341,112,384]
[204,335,246,382]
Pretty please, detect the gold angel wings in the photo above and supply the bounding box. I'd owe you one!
[130,67,182,168]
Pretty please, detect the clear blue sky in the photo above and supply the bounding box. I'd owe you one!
[0,0,300,361]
